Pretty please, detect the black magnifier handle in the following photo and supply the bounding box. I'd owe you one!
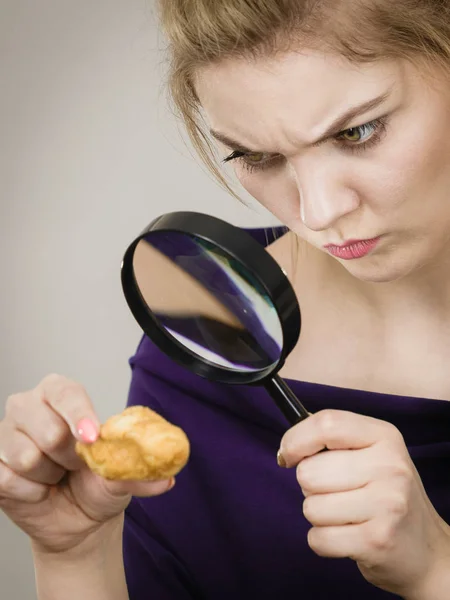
[264,375,310,425]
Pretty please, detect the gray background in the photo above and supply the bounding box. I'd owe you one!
[0,1,276,596]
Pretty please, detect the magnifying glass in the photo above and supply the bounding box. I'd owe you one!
[121,211,309,426]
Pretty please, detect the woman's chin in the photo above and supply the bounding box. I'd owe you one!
[340,257,416,284]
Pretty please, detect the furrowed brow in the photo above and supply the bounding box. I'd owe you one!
[209,89,392,153]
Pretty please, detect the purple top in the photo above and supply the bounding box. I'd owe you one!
[122,229,450,600]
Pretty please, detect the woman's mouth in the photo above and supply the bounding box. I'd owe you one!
[323,237,381,260]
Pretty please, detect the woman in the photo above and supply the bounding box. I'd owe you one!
[2,1,450,598]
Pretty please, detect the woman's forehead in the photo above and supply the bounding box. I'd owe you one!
[196,51,400,107]
[195,51,404,151]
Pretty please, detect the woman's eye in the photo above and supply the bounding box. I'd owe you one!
[222,149,276,172]
[242,152,266,164]
[341,127,363,142]
[338,121,377,144]
[221,117,387,171]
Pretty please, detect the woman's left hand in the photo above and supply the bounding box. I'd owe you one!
[278,409,450,598]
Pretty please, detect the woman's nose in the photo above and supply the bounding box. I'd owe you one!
[290,160,360,232]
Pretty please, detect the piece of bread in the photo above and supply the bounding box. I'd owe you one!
[75,406,190,481]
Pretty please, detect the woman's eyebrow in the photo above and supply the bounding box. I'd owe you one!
[209,130,254,153]
[209,90,392,152]
[311,90,392,145]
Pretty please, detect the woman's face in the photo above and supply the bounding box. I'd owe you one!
[195,50,450,283]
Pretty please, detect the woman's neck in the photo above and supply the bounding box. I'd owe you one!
[296,238,450,322]
[274,233,450,399]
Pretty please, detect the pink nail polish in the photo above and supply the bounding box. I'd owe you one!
[77,418,98,443]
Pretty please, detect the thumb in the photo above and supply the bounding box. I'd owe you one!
[104,477,176,498]
[71,470,176,523]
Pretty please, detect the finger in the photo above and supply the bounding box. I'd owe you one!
[303,487,372,526]
[307,523,367,559]
[308,520,393,563]
[0,423,65,485]
[279,410,402,467]
[39,375,100,442]
[296,448,374,494]
[6,392,84,471]
[0,460,48,503]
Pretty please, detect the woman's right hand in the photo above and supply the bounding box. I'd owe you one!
[0,374,174,554]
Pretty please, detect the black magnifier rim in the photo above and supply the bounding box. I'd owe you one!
[121,211,301,385]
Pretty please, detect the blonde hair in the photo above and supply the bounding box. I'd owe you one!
[157,0,450,195]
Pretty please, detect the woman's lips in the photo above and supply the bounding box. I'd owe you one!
[323,237,381,260]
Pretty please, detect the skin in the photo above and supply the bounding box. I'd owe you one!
[194,50,450,596]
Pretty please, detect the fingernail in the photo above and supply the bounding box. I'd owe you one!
[277,450,287,468]
[77,418,98,443]
[167,477,176,491]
